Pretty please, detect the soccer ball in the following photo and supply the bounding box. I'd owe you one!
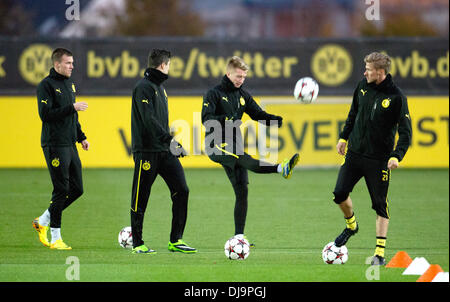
[322,241,348,264]
[294,77,319,104]
[118,226,133,249]
[224,236,250,260]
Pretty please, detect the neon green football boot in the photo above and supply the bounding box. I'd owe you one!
[281,153,300,179]
[168,239,197,253]
[132,244,156,254]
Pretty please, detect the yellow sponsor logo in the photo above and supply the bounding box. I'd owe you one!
[72,84,76,92]
[86,49,299,80]
[41,99,48,104]
[222,96,228,102]
[142,99,149,104]
[311,44,353,87]
[0,96,447,168]
[240,97,245,106]
[18,44,53,85]
[55,88,62,94]
[360,89,367,96]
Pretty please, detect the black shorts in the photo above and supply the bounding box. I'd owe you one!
[333,151,391,219]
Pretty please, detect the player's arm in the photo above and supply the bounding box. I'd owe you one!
[134,85,173,144]
[37,81,76,122]
[243,92,282,127]
[339,85,359,141]
[336,86,359,155]
[389,95,412,168]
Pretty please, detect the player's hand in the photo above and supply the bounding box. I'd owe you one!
[388,158,399,170]
[170,140,187,158]
[74,102,88,111]
[274,115,283,128]
[81,140,89,151]
[336,141,347,156]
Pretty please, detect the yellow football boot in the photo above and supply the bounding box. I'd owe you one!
[50,239,72,250]
[32,217,50,247]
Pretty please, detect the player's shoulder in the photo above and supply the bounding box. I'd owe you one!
[134,78,156,94]
[204,84,222,99]
[357,77,368,89]
[386,75,406,100]
[37,75,53,91]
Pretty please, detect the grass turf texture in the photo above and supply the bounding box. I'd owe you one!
[0,168,448,282]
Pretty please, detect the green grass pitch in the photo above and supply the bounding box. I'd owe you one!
[0,168,448,282]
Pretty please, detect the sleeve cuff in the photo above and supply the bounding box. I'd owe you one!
[338,138,347,143]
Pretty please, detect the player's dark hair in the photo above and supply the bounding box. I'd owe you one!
[51,48,73,63]
[148,49,171,68]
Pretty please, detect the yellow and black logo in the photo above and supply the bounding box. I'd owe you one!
[240,97,245,106]
[360,89,367,96]
[381,98,391,108]
[142,161,151,171]
[382,170,389,182]
[311,44,353,87]
[18,44,53,85]
[72,83,76,92]
[51,158,60,168]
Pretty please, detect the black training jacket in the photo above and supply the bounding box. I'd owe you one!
[131,68,173,153]
[340,74,412,162]
[201,75,280,154]
[37,68,86,147]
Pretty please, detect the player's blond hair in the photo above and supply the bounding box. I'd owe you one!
[364,52,391,74]
[227,56,249,72]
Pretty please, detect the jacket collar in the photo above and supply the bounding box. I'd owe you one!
[220,74,241,92]
[144,68,168,86]
[368,73,393,91]
[49,68,69,81]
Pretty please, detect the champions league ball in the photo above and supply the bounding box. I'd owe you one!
[118,226,133,249]
[224,236,250,260]
[294,77,319,104]
[322,241,348,264]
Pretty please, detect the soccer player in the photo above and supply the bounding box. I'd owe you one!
[129,49,196,254]
[201,56,300,244]
[332,52,412,265]
[33,48,89,250]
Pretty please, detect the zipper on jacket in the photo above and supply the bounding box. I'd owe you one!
[370,102,377,121]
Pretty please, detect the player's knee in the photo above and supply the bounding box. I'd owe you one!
[233,183,248,200]
[373,204,390,219]
[333,190,349,204]
[172,185,189,201]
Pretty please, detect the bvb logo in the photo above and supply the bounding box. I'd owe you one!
[51,158,60,168]
[382,98,391,108]
[19,44,53,85]
[311,44,353,87]
[142,161,151,171]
